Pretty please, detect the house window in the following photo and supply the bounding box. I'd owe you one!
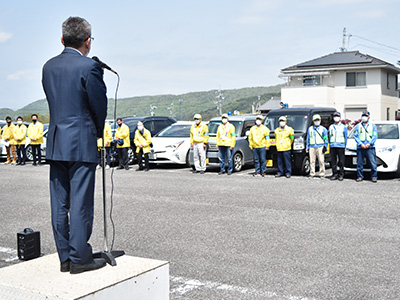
[346,72,366,87]
[387,73,390,89]
[387,108,390,120]
[303,75,321,86]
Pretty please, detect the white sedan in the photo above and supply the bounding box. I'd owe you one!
[344,121,400,175]
[149,121,193,165]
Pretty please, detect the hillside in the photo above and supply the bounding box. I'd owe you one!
[0,84,282,121]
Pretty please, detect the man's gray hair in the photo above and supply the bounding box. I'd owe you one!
[62,16,91,48]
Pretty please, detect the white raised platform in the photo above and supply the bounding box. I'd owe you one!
[0,253,169,300]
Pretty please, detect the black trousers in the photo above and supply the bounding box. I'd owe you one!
[137,149,149,170]
[118,147,129,168]
[31,145,41,164]
[16,145,26,164]
[330,147,345,177]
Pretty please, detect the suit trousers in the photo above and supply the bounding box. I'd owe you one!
[49,160,96,264]
[118,147,129,168]
[31,144,42,164]
[137,148,149,170]
[16,145,26,164]
[309,147,325,177]
[330,147,345,177]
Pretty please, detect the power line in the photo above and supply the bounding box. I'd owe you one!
[351,34,400,53]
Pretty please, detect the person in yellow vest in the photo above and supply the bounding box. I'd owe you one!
[96,122,112,170]
[274,116,294,178]
[115,118,131,170]
[353,110,378,183]
[27,114,44,166]
[2,116,17,164]
[328,111,348,181]
[248,115,270,177]
[14,116,27,165]
[134,121,152,171]
[306,114,329,178]
[190,114,209,174]
[216,113,236,175]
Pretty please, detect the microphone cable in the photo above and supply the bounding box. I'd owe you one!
[109,72,120,251]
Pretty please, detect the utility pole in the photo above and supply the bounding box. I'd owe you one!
[340,27,351,52]
[150,105,157,116]
[215,89,224,116]
[167,102,174,118]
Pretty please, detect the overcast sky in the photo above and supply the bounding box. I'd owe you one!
[0,0,399,110]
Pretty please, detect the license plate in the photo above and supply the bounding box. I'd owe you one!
[267,160,273,167]
[149,153,157,160]
[352,157,357,165]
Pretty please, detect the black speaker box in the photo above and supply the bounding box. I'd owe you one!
[17,228,41,261]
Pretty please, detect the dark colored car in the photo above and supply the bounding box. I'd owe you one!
[265,107,337,175]
[111,116,176,164]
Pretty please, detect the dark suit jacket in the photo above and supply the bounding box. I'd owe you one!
[42,48,108,163]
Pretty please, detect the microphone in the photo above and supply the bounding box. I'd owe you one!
[92,56,118,74]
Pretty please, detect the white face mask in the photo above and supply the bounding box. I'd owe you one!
[333,117,340,123]
[279,121,286,128]
[256,120,262,126]
[195,119,201,124]
[222,118,228,124]
[314,121,321,126]
[361,116,369,123]
[137,125,144,131]
[17,121,22,124]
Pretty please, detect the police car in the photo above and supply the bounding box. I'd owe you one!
[344,121,400,175]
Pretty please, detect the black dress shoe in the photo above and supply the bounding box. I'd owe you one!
[60,260,70,272]
[70,258,106,274]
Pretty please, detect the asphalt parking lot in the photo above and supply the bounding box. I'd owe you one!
[0,162,399,299]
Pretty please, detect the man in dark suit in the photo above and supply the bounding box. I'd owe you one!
[42,16,108,274]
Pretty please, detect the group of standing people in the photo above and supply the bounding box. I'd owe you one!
[1,115,44,166]
[190,110,378,182]
[97,118,152,171]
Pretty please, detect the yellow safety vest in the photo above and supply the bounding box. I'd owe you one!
[308,126,325,145]
[329,124,345,143]
[358,123,373,142]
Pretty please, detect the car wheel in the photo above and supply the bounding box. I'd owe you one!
[301,155,310,175]
[25,145,33,161]
[233,152,243,172]
[127,147,135,165]
[395,155,400,177]
[185,151,191,167]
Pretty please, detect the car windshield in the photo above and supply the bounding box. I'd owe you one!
[265,113,309,133]
[208,120,243,137]
[157,124,191,137]
[348,123,399,139]
[123,118,142,130]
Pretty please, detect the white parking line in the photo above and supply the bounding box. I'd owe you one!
[170,276,318,300]
[0,246,18,262]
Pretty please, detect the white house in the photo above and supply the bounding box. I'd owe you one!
[279,51,400,121]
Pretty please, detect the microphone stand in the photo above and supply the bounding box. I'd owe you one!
[93,135,125,266]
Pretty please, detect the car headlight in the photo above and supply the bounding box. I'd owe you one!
[377,145,396,153]
[166,140,185,151]
[293,136,304,150]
